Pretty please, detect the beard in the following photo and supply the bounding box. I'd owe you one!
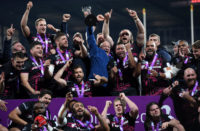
[146,51,155,60]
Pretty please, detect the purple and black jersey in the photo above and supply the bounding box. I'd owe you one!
[26,33,55,58]
[50,49,73,81]
[130,42,141,58]
[62,117,95,131]
[67,81,93,97]
[170,85,200,130]
[141,55,169,95]
[107,113,136,131]
[21,58,46,92]
[109,58,139,96]
[9,101,51,130]
[0,62,21,99]
[144,114,173,131]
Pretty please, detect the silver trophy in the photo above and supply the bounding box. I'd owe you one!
[82,6,92,14]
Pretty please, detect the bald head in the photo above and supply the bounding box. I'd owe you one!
[100,41,111,55]
[184,68,197,88]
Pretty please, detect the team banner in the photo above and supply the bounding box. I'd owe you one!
[0,96,175,130]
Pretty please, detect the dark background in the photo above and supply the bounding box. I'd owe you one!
[0,0,199,52]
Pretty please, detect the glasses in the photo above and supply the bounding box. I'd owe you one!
[120,32,129,36]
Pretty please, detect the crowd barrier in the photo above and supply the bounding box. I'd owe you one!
[0,96,175,130]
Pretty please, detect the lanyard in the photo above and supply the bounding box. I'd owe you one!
[30,56,44,76]
[145,61,149,69]
[184,57,188,64]
[151,121,161,131]
[115,116,124,131]
[123,52,128,66]
[56,48,69,63]
[191,81,198,96]
[118,69,123,80]
[37,33,48,54]
[148,53,158,74]
[76,119,94,129]
[46,110,49,120]
[74,81,85,98]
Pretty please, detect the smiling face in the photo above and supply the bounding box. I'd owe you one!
[72,102,85,118]
[33,102,46,116]
[119,29,132,44]
[30,44,43,58]
[145,41,157,58]
[115,44,126,60]
[193,48,200,59]
[11,57,26,71]
[36,19,47,34]
[184,68,197,88]
[39,94,52,108]
[73,67,84,84]
[12,42,26,54]
[100,41,111,56]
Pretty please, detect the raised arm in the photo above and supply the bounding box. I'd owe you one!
[73,36,88,58]
[21,1,32,37]
[86,26,98,54]
[54,59,72,87]
[101,100,112,119]
[102,9,114,47]
[47,24,60,33]
[88,105,110,131]
[61,14,71,34]
[126,8,144,47]
[120,93,138,118]
[3,24,15,63]
[125,43,137,69]
[57,92,73,125]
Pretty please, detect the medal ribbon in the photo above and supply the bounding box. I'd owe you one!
[151,121,161,131]
[148,53,158,74]
[123,52,128,66]
[191,81,198,96]
[56,48,69,63]
[74,81,85,98]
[115,116,124,131]
[30,56,44,76]
[37,34,48,54]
